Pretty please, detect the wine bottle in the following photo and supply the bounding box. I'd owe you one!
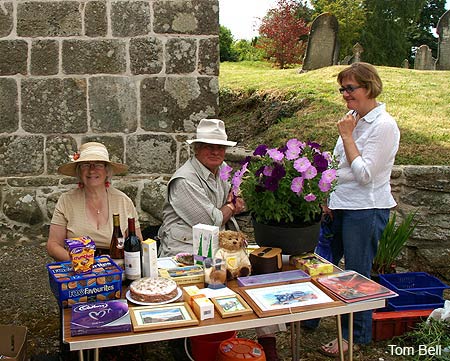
[109,213,125,280]
[124,217,142,283]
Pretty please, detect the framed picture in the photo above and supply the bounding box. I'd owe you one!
[241,281,337,317]
[130,302,199,332]
[211,294,253,318]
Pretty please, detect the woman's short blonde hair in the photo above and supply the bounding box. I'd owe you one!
[337,62,382,99]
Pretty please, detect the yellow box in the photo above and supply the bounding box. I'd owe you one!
[159,269,204,285]
[182,285,206,307]
[290,253,333,277]
[192,297,214,320]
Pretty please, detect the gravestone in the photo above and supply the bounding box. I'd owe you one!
[414,45,435,70]
[402,59,409,69]
[350,42,363,63]
[436,9,450,70]
[302,13,339,71]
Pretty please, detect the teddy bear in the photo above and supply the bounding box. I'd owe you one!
[214,230,251,280]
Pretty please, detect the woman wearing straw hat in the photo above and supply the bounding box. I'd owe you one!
[47,142,142,262]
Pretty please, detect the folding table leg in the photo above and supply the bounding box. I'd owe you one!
[336,315,344,361]
[78,350,84,361]
[348,313,354,361]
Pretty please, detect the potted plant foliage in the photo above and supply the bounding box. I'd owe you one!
[372,211,418,275]
[220,138,338,255]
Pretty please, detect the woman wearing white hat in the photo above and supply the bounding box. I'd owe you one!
[47,142,142,262]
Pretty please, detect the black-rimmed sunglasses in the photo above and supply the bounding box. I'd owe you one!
[339,85,364,94]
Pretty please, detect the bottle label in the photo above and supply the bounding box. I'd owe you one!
[124,251,141,279]
[117,237,124,249]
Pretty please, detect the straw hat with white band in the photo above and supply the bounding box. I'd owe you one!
[58,142,128,177]
[186,119,237,147]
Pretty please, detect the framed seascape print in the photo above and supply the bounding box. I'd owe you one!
[130,302,199,332]
[211,294,253,318]
[241,281,339,317]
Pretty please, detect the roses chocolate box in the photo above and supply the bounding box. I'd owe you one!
[70,299,131,336]
[47,255,122,308]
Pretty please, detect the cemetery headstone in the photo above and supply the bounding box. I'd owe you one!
[436,9,450,70]
[302,13,339,72]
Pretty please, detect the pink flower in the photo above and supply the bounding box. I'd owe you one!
[294,157,311,172]
[291,177,304,193]
[318,178,332,192]
[263,166,273,176]
[304,193,317,202]
[303,165,318,179]
[322,151,332,163]
[321,168,337,183]
[219,164,233,181]
[285,147,300,160]
[267,148,284,162]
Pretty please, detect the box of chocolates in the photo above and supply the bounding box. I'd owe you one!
[70,299,131,336]
[47,255,122,308]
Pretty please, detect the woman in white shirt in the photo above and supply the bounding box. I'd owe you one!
[320,62,400,357]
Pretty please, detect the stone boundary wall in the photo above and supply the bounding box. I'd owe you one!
[0,0,219,234]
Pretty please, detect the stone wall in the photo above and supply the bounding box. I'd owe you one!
[0,0,219,238]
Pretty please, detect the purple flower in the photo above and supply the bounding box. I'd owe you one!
[267,148,284,162]
[291,177,304,193]
[271,163,286,180]
[255,166,265,177]
[263,166,273,176]
[313,153,328,173]
[254,144,268,156]
[322,151,332,163]
[286,138,302,150]
[318,178,332,192]
[241,156,252,165]
[294,157,311,173]
[307,141,321,150]
[264,176,279,192]
[278,145,288,153]
[219,164,233,181]
[303,165,318,179]
[304,193,317,202]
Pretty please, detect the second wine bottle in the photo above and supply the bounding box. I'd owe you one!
[124,217,142,284]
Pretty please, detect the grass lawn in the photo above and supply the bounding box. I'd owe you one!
[218,61,450,165]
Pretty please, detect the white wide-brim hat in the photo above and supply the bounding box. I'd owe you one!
[58,142,128,177]
[186,118,237,147]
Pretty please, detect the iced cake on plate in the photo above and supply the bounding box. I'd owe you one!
[129,277,178,303]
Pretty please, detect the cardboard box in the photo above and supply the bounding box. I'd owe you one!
[159,268,205,286]
[290,253,333,276]
[47,255,122,308]
[182,285,206,307]
[192,224,219,264]
[142,238,158,278]
[192,297,215,320]
[0,324,27,361]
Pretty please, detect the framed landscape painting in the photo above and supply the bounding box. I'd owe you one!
[211,294,253,318]
[130,302,198,331]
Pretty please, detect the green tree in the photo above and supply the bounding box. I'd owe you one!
[406,0,446,60]
[310,0,366,60]
[360,0,425,66]
[219,25,237,62]
[232,39,265,61]
[258,0,310,68]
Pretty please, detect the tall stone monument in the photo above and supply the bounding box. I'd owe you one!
[414,45,435,70]
[301,13,339,72]
[436,9,450,70]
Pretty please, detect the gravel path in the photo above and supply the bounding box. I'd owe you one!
[1,243,411,360]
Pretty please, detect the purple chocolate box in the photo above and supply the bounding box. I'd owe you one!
[71,299,131,336]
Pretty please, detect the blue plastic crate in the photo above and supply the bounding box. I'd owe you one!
[386,291,445,311]
[379,272,449,298]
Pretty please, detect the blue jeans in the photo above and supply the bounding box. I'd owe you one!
[330,208,390,344]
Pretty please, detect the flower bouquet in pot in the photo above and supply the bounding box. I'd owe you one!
[221,138,338,255]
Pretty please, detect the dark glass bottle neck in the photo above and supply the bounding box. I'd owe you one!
[127,218,136,235]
